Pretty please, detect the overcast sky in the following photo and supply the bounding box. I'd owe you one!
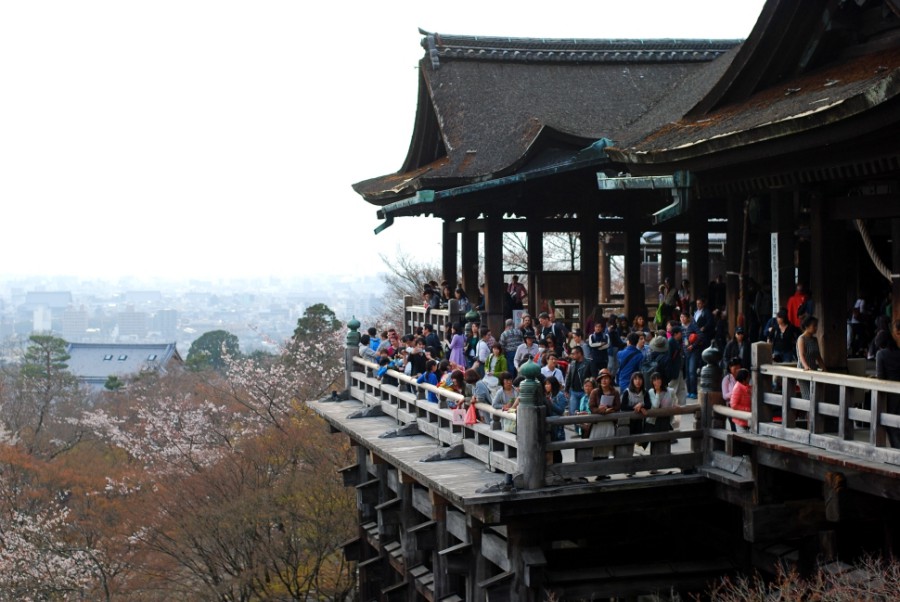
[0,1,765,281]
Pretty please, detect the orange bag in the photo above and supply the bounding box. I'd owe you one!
[465,403,478,425]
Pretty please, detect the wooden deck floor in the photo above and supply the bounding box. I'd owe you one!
[310,398,707,508]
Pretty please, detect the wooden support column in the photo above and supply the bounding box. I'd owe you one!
[442,220,458,292]
[461,225,479,301]
[624,229,644,320]
[581,218,599,329]
[527,228,543,314]
[893,219,900,328]
[484,215,505,335]
[725,199,743,335]
[771,193,795,313]
[599,235,611,303]
[689,228,709,308]
[811,197,848,370]
[660,232,677,287]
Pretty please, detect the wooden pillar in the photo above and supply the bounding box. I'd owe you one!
[442,220,458,292]
[660,231,677,287]
[581,218,599,330]
[810,196,848,370]
[623,229,643,321]
[796,191,812,289]
[725,199,743,335]
[893,219,900,329]
[771,193,795,313]
[527,228,543,314]
[689,228,709,307]
[484,215,505,336]
[599,235,611,303]
[461,225,479,301]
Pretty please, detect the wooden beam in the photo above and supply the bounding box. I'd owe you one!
[810,197,849,369]
[743,500,825,543]
[581,218,600,328]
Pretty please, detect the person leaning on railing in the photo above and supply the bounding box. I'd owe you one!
[730,369,752,433]
[874,321,900,448]
[544,378,568,464]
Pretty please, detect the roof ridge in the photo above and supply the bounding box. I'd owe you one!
[420,30,741,66]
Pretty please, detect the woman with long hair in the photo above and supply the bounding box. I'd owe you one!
[588,370,620,466]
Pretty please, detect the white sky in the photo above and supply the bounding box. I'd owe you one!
[0,1,765,281]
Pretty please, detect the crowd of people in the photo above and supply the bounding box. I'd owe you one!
[358,275,900,457]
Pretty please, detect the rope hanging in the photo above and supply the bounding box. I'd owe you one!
[855,218,892,283]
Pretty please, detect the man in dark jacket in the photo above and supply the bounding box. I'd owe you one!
[616,332,644,392]
[564,345,594,415]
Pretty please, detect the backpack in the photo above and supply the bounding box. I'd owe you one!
[641,354,662,387]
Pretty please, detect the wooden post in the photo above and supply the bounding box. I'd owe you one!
[810,195,848,370]
[516,361,546,489]
[484,214,505,336]
[461,225,479,301]
[771,193,794,313]
[893,219,900,330]
[527,228,543,314]
[599,235,611,303]
[345,319,360,396]
[725,199,743,336]
[689,227,710,309]
[442,220,458,293]
[581,217,599,330]
[752,343,774,433]
[660,232,677,289]
[623,229,643,321]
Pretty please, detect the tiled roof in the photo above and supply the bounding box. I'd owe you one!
[66,342,182,388]
[354,32,740,206]
[422,31,740,67]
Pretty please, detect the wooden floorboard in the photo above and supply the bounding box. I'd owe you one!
[310,398,711,508]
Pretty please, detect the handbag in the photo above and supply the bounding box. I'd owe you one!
[465,403,478,426]
[452,407,466,426]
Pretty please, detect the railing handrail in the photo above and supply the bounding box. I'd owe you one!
[760,364,900,394]
[711,404,752,422]
[546,404,701,426]
[351,356,517,421]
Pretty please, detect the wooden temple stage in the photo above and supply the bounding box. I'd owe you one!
[309,338,900,601]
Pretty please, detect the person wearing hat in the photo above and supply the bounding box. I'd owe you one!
[642,335,672,389]
[513,329,541,369]
[723,326,752,370]
[498,318,524,378]
[588,369,620,466]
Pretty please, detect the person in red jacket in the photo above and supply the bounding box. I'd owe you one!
[730,368,752,433]
[786,283,809,329]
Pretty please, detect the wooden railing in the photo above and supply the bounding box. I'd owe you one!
[350,357,520,473]
[704,343,900,467]
[403,297,464,339]
[347,357,707,480]
[545,405,703,479]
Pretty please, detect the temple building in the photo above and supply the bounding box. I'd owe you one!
[331,1,900,599]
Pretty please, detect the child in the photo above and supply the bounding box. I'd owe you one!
[416,360,440,403]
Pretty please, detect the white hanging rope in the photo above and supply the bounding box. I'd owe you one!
[855,218,892,282]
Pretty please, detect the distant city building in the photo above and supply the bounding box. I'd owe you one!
[125,291,163,305]
[61,306,89,341]
[65,342,182,390]
[23,291,72,310]
[152,309,178,340]
[32,306,52,332]
[118,305,148,338]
